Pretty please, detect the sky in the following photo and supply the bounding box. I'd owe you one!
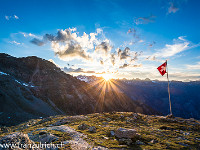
[0,0,200,81]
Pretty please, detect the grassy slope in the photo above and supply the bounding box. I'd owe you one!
[0,112,200,150]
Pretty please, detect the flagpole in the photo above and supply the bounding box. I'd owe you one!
[166,60,172,115]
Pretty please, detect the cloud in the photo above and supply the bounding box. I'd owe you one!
[30,38,45,46]
[152,36,198,58]
[14,15,19,19]
[168,2,179,14]
[31,28,105,61]
[131,51,143,62]
[119,63,129,68]
[146,56,156,61]
[95,41,112,54]
[118,47,130,60]
[63,67,95,73]
[110,53,116,66]
[8,40,23,45]
[52,42,91,60]
[148,41,156,48]
[5,15,19,20]
[30,27,143,72]
[100,60,104,65]
[20,32,37,38]
[186,62,200,70]
[119,63,142,69]
[134,15,156,25]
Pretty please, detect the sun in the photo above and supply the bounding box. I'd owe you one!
[102,74,112,81]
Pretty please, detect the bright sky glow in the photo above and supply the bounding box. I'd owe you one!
[0,0,200,81]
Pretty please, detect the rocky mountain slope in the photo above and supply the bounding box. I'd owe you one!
[0,112,199,149]
[0,53,157,126]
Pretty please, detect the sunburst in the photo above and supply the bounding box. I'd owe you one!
[102,74,112,81]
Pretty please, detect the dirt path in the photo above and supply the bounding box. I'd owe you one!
[31,125,108,150]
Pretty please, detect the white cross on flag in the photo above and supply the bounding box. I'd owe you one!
[157,61,167,76]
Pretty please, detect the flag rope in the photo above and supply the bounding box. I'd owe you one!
[166,60,172,115]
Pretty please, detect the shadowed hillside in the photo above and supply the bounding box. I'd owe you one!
[0,53,158,126]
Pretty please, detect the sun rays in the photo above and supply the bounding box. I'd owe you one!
[84,75,129,113]
[102,74,112,81]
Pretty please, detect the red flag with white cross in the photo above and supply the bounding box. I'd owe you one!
[157,61,167,76]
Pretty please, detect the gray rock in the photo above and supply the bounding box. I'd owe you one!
[29,133,58,144]
[118,138,132,145]
[106,118,111,122]
[136,140,144,145]
[179,142,189,147]
[0,132,38,149]
[88,126,96,133]
[110,130,115,137]
[102,122,108,125]
[115,128,137,139]
[39,131,47,135]
[78,123,89,130]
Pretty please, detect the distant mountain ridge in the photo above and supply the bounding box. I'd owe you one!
[0,53,158,126]
[76,75,200,120]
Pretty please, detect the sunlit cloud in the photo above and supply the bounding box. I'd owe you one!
[8,40,23,45]
[152,36,200,58]
[19,32,37,38]
[5,15,19,20]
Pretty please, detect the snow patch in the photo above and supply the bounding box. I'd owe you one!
[15,79,35,87]
[0,71,9,76]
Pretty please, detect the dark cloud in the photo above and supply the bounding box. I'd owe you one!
[30,38,45,46]
[100,60,104,65]
[44,29,73,42]
[110,53,116,66]
[131,51,143,62]
[55,43,91,60]
[119,63,142,69]
[127,28,137,37]
[119,64,129,68]
[95,42,112,53]
[149,41,156,48]
[118,47,130,60]
[31,29,91,60]
[146,56,156,61]
[63,67,95,73]
[134,15,156,25]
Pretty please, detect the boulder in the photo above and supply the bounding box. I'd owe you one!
[115,128,137,139]
[78,123,89,130]
[29,133,58,144]
[88,126,96,133]
[136,140,144,145]
[118,138,132,145]
[110,130,115,137]
[39,133,58,143]
[0,132,37,149]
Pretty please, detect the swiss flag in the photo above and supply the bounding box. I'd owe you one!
[157,61,167,76]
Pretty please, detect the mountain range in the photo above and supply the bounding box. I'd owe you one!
[77,75,200,120]
[0,53,157,126]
